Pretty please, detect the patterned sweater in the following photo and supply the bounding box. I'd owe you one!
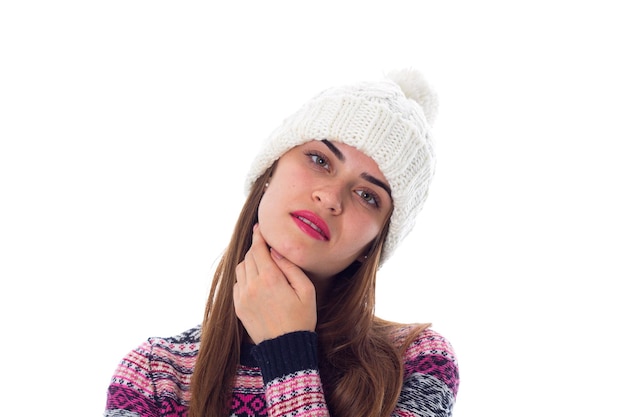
[105,325,459,417]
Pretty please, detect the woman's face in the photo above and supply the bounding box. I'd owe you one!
[257,140,392,281]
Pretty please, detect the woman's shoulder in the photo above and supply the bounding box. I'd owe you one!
[112,324,202,380]
[106,325,202,413]
[142,325,202,378]
[393,325,456,359]
[386,322,460,399]
[386,323,454,354]
[146,324,202,350]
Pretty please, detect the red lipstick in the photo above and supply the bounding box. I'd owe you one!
[290,210,330,241]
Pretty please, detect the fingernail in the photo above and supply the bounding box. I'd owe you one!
[270,248,283,260]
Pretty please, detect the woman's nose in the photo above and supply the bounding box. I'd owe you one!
[313,186,343,214]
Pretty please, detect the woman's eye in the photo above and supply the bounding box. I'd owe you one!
[308,153,330,170]
[313,155,326,165]
[356,190,379,207]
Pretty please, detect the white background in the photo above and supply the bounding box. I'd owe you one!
[1,1,625,416]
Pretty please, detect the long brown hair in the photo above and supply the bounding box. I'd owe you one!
[189,165,427,417]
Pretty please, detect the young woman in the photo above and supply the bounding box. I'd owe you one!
[104,69,459,417]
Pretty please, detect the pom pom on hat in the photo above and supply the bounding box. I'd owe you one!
[386,68,439,126]
[245,69,438,265]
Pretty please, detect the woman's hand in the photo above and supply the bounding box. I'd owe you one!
[233,224,317,344]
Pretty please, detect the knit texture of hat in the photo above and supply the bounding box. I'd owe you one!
[245,68,438,265]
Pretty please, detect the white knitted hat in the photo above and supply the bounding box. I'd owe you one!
[245,68,438,265]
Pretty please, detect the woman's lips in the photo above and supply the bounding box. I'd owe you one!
[291,210,330,241]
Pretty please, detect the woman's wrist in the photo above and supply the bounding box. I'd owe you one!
[251,331,318,383]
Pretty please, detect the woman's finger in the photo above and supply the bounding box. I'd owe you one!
[270,248,316,303]
[235,261,246,286]
[248,224,282,280]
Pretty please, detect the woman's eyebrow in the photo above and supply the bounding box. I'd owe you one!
[322,139,392,198]
[362,173,392,198]
[321,139,345,161]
